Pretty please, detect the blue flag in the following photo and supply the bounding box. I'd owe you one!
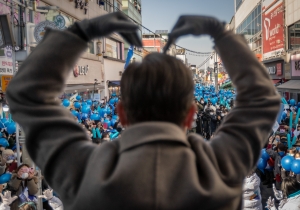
[124,46,134,70]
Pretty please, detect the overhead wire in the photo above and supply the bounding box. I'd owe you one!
[101,0,212,55]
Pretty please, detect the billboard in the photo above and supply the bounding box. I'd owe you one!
[262,0,284,60]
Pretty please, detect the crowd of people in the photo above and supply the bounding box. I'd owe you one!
[242,98,300,210]
[189,85,235,139]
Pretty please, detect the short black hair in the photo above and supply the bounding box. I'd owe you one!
[121,53,194,125]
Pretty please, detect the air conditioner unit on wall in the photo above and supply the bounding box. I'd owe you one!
[26,22,37,47]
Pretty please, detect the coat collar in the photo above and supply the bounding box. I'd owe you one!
[119,122,190,153]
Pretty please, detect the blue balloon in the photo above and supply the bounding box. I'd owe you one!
[112,115,118,120]
[257,158,267,170]
[87,100,92,106]
[4,122,10,127]
[74,102,81,109]
[261,149,270,161]
[290,99,296,106]
[81,113,88,120]
[0,173,12,184]
[62,99,70,107]
[71,110,78,117]
[82,102,87,106]
[291,159,300,174]
[1,119,8,124]
[7,122,16,134]
[0,138,9,147]
[76,95,81,101]
[90,114,100,121]
[281,156,294,171]
[81,105,91,113]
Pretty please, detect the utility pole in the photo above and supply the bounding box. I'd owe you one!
[214,53,219,92]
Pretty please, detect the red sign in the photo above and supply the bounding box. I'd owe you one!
[262,2,284,58]
[276,63,282,76]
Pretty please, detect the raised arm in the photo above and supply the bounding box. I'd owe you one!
[210,31,280,182]
[6,12,142,205]
[165,15,280,184]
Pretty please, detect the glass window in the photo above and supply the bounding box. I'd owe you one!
[88,41,95,54]
[247,16,251,26]
[106,38,119,59]
[258,4,261,15]
[254,8,257,18]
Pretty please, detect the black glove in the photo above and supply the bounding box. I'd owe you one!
[71,12,142,47]
[164,15,226,53]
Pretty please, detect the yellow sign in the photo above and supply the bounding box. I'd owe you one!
[1,75,13,92]
[218,73,223,78]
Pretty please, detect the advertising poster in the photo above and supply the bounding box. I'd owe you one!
[262,0,284,60]
[291,54,300,77]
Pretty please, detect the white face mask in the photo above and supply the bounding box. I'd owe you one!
[21,173,29,179]
[6,160,13,164]
[90,134,93,137]
[103,138,110,141]
[296,158,300,160]
[221,113,224,117]
[14,152,22,158]
[210,112,214,115]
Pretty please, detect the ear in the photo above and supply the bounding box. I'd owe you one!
[117,102,128,126]
[182,103,196,129]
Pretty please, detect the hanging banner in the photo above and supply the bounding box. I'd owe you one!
[262,0,284,60]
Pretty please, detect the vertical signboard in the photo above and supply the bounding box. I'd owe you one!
[262,0,284,60]
[1,75,12,92]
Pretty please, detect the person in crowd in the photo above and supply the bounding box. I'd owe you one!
[6,12,280,209]
[38,189,63,210]
[2,149,17,173]
[0,191,18,210]
[242,170,263,210]
[266,176,300,210]
[8,164,38,209]
[266,144,287,189]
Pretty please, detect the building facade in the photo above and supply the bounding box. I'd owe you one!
[122,0,143,63]
[0,0,126,100]
[234,0,300,101]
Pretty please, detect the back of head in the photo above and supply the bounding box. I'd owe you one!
[281,176,300,198]
[121,53,194,125]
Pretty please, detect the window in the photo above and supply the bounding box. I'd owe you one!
[88,41,95,54]
[288,20,300,50]
[114,0,120,12]
[105,38,124,60]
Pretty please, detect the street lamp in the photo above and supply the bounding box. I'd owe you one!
[93,79,98,101]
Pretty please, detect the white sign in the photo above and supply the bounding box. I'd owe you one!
[69,93,78,105]
[34,21,57,43]
[0,47,13,75]
[91,93,100,102]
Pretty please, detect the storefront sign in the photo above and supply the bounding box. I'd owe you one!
[54,15,66,30]
[262,1,284,60]
[1,75,12,92]
[276,63,282,76]
[265,61,283,77]
[291,54,300,77]
[0,47,13,75]
[73,65,89,77]
[34,21,57,43]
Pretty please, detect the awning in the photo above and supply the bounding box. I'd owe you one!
[277,80,300,93]
[64,84,105,93]
[108,81,120,87]
[272,80,280,84]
